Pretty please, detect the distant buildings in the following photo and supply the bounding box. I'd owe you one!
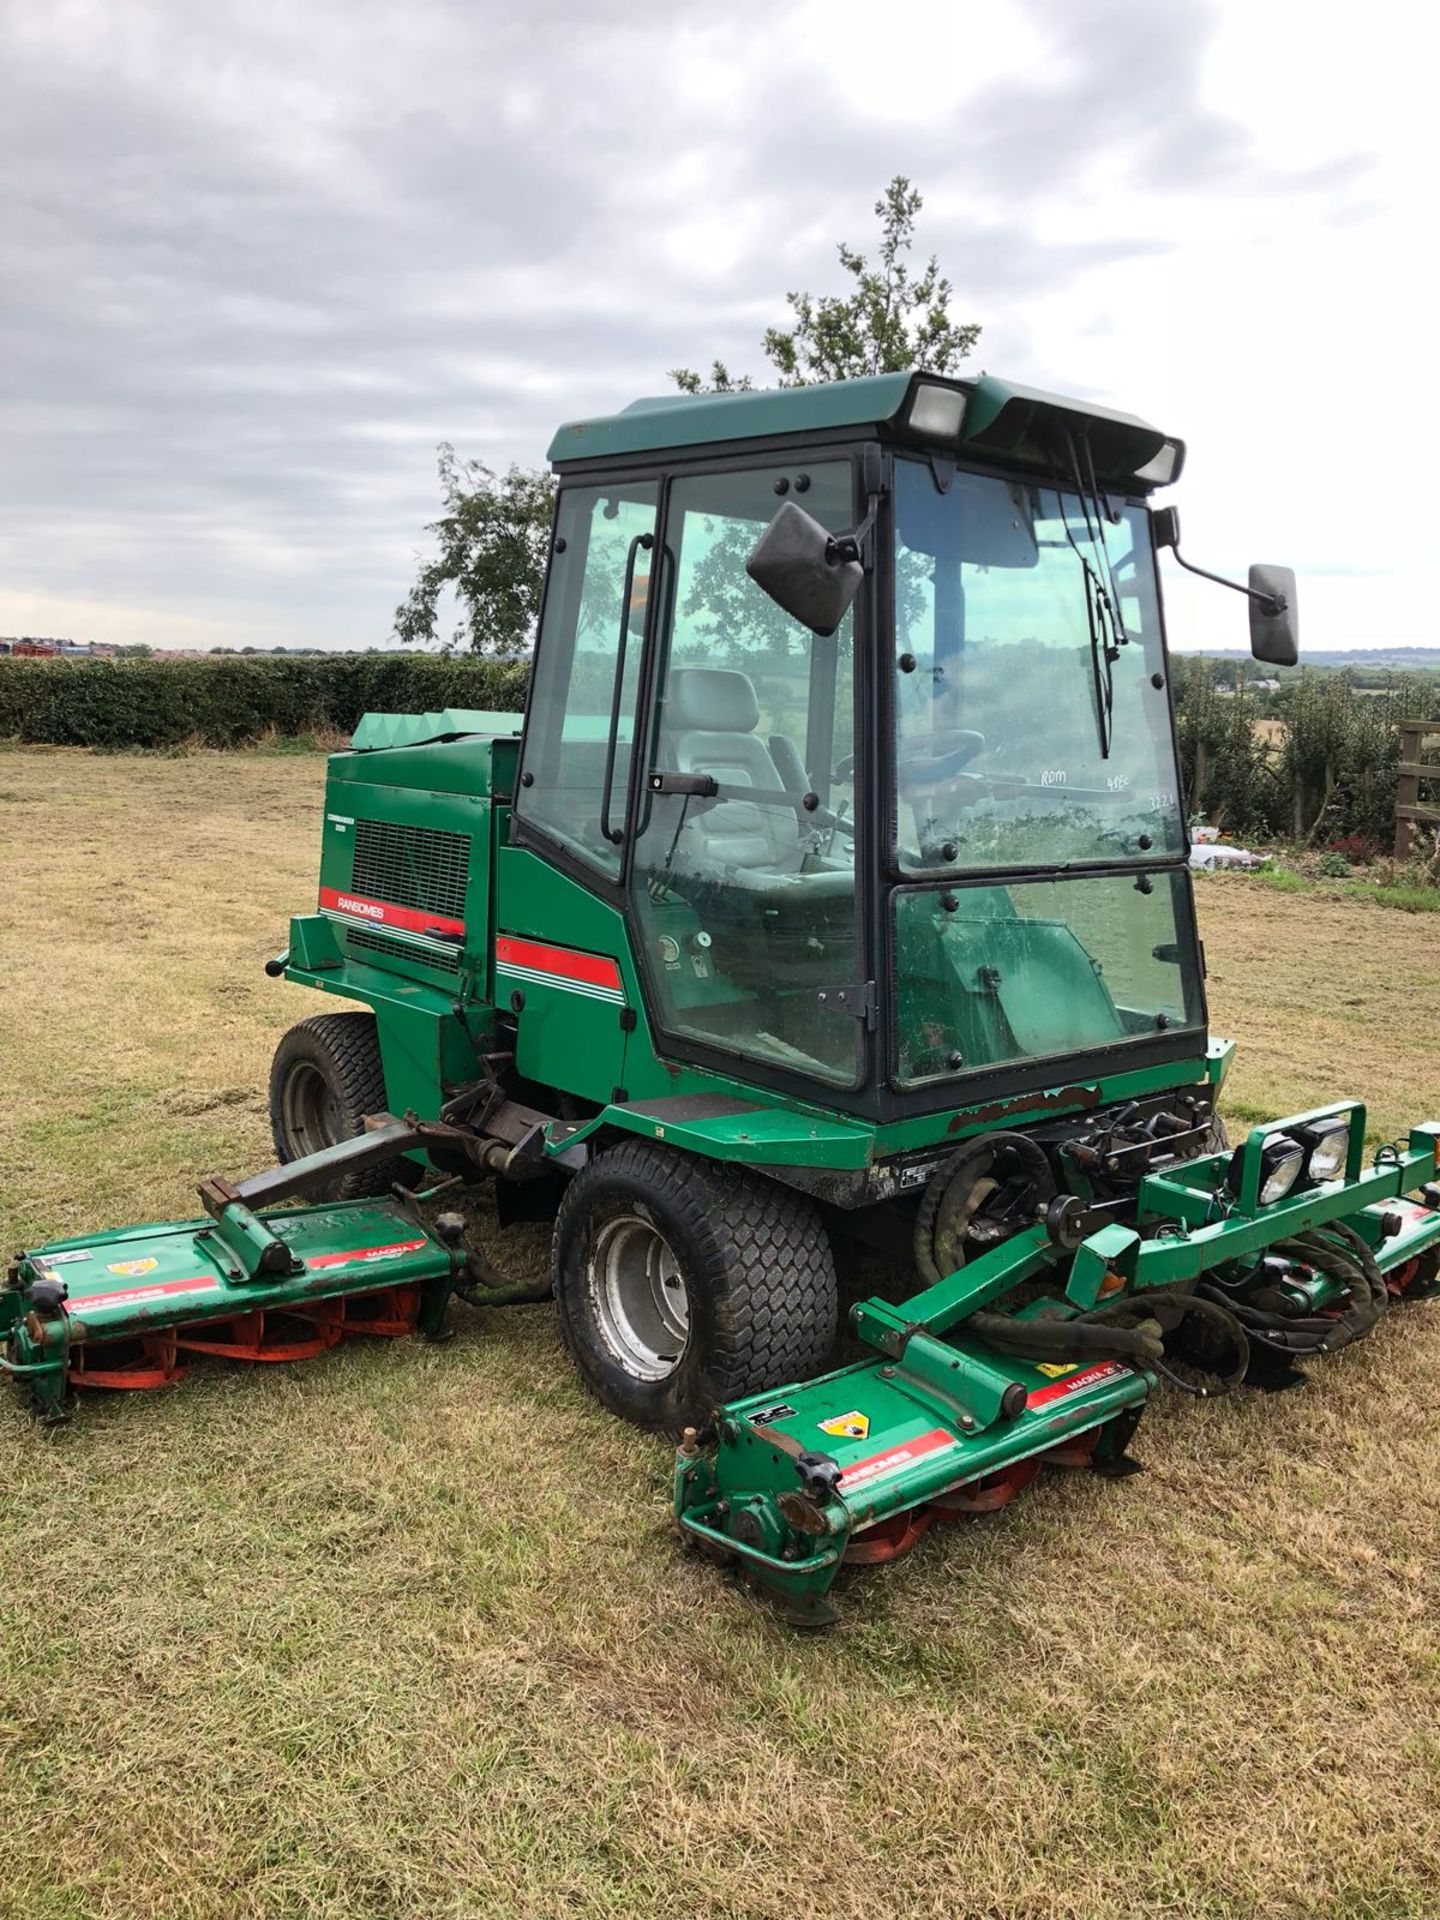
[0,637,119,657]
[1215,677,1280,696]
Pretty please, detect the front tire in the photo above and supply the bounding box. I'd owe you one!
[268,1012,414,1201]
[553,1141,838,1432]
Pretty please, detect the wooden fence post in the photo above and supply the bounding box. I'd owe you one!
[1394,720,1440,858]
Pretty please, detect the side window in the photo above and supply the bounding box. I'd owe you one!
[515,482,659,874]
[628,461,863,1088]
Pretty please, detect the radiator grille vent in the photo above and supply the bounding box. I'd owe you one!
[350,819,470,920]
[347,927,461,976]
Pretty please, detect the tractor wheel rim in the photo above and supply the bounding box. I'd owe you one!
[282,1060,344,1158]
[589,1214,689,1382]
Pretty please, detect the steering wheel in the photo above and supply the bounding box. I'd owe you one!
[898,729,987,789]
[835,729,988,787]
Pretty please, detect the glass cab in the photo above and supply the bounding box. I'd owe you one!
[514,431,1206,1113]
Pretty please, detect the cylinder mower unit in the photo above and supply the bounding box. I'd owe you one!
[673,1108,1440,1622]
[2,1112,551,1422]
[8,370,1440,1624]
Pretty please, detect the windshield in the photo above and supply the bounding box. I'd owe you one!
[892,460,1185,873]
[892,871,1205,1087]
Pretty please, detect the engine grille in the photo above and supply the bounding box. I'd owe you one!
[347,926,461,975]
[350,819,470,921]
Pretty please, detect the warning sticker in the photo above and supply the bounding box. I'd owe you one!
[106,1257,160,1277]
[1027,1361,1127,1409]
[818,1410,871,1441]
[1035,1361,1079,1380]
[839,1427,959,1495]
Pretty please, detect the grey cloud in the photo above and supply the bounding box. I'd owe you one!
[0,0,1320,647]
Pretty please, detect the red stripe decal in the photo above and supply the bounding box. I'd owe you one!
[305,1237,428,1272]
[839,1427,958,1494]
[494,935,622,992]
[65,1277,223,1314]
[320,886,464,940]
[1027,1361,1127,1409]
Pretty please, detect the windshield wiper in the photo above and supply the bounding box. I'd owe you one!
[1051,430,1127,760]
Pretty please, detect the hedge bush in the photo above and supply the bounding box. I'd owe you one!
[1173,661,1440,846]
[0,655,529,749]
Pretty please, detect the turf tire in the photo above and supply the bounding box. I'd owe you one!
[553,1140,838,1433]
[268,1012,414,1201]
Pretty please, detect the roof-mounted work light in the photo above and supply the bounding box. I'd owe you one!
[1133,437,1185,486]
[905,382,968,441]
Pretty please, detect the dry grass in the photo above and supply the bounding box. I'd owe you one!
[3,748,1440,1920]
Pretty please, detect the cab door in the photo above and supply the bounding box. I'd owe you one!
[504,481,659,1102]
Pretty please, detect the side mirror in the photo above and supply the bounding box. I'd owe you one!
[1248,564,1299,666]
[746,501,863,638]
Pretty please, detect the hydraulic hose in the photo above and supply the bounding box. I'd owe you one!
[970,1288,1251,1399]
[914,1132,1057,1288]
[1198,1219,1387,1357]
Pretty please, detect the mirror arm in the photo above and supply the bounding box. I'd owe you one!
[825,497,880,570]
[1168,545,1287,616]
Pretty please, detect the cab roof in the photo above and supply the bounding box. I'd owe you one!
[546,370,1183,490]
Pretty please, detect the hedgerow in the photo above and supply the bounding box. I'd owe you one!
[0,656,528,749]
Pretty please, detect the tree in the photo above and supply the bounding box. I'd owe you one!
[671,176,980,392]
[397,177,977,652]
[393,446,556,655]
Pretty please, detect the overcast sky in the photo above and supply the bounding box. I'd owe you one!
[2,0,1432,654]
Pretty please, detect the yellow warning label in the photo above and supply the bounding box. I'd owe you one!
[819,1410,870,1440]
[1035,1362,1080,1380]
[106,1257,160,1277]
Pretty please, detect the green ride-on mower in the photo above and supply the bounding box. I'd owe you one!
[9,371,1440,1622]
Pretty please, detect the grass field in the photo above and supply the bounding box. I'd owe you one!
[3,748,1440,1920]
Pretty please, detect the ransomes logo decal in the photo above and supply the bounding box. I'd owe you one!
[318,886,465,951]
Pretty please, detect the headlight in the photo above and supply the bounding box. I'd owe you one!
[1257,1135,1306,1204]
[1231,1133,1306,1205]
[1298,1116,1350,1183]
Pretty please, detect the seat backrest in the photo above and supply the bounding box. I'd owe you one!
[662,668,799,869]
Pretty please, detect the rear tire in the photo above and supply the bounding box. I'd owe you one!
[553,1140,838,1432]
[268,1013,414,1201]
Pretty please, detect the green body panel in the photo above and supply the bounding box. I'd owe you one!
[327,730,520,798]
[493,846,634,1104]
[283,953,484,1122]
[349,710,522,754]
[557,1099,874,1169]
[869,1045,1227,1161]
[282,724,521,1122]
[548,374,916,465]
[960,373,1165,460]
[546,371,1172,483]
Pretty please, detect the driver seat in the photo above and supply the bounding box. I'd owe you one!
[661,668,803,870]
